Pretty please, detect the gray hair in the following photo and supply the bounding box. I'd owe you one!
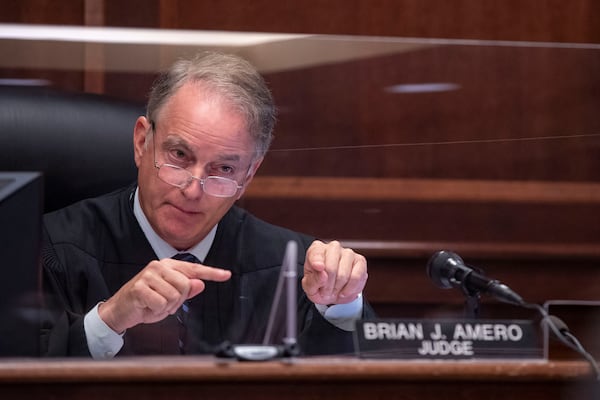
[146,51,276,158]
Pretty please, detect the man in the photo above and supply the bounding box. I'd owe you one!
[41,51,372,358]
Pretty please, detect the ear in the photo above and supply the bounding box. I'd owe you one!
[133,116,152,168]
[236,156,264,200]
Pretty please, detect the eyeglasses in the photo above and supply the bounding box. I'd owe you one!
[150,121,244,198]
[154,163,244,198]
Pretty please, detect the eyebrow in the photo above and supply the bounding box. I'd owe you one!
[216,154,241,162]
[162,134,243,163]
[161,135,191,152]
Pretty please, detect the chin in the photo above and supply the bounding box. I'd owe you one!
[164,232,200,251]
[157,219,201,245]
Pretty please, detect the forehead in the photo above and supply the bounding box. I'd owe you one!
[155,82,257,158]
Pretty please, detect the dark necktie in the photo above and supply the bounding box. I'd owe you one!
[172,252,201,354]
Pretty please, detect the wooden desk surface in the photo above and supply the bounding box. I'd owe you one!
[0,357,598,400]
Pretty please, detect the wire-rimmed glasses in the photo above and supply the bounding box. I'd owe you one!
[154,162,243,198]
[150,120,244,198]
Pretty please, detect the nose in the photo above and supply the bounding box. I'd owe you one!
[180,177,205,200]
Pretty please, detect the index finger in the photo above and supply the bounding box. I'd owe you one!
[168,259,232,282]
[305,240,328,272]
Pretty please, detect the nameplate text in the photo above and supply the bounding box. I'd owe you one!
[354,318,543,360]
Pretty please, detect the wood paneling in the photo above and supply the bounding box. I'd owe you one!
[6,0,599,43]
[0,358,597,400]
[245,177,600,204]
[361,251,600,306]
[240,176,600,320]
[242,177,600,243]
[104,0,159,28]
[0,0,87,90]
[0,0,85,25]
[240,196,600,244]
[260,46,600,182]
[136,0,600,43]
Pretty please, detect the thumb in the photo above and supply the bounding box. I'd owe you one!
[187,279,206,299]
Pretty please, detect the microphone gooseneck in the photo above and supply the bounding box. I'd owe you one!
[426,250,524,306]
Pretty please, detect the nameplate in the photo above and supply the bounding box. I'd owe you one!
[354,318,544,360]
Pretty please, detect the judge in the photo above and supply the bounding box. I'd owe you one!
[41,51,373,358]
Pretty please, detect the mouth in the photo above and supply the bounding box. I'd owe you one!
[168,203,202,216]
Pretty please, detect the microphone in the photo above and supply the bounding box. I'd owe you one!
[426,250,524,305]
[427,250,600,381]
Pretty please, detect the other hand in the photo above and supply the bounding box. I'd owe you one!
[98,258,231,333]
[302,240,368,306]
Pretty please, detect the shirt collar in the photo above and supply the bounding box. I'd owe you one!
[133,187,217,262]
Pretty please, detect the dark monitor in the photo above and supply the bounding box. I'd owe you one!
[0,172,43,356]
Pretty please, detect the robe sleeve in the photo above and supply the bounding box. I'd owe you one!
[40,227,92,357]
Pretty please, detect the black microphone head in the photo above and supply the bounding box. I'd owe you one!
[426,250,464,289]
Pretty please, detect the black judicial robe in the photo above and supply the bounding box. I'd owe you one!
[41,184,372,357]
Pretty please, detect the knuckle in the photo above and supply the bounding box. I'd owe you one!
[342,248,357,260]
[131,280,147,295]
[147,260,163,270]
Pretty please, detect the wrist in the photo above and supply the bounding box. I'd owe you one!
[97,300,126,335]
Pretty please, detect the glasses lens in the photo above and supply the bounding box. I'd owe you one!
[203,176,239,197]
[158,164,190,188]
[157,164,240,197]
